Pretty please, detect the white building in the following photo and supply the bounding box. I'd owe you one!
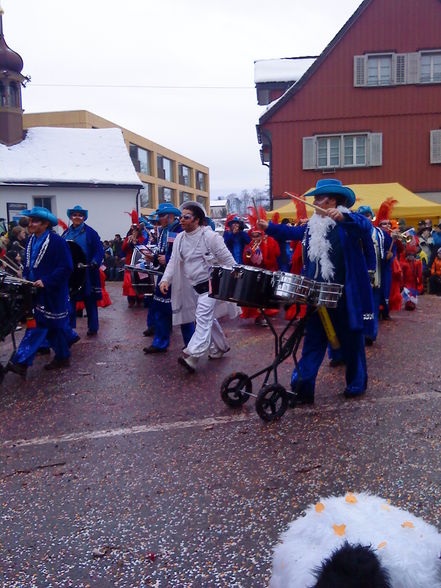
[0,8,141,238]
[0,127,142,238]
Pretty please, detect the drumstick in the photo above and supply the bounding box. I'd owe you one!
[284,192,327,214]
[0,269,34,285]
[0,256,22,276]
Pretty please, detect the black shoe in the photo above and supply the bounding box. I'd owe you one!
[86,331,98,337]
[382,315,391,321]
[364,337,374,347]
[288,393,314,408]
[44,357,70,371]
[36,347,51,356]
[329,359,345,368]
[143,328,155,337]
[343,389,366,399]
[69,335,81,348]
[6,361,27,378]
[143,345,167,354]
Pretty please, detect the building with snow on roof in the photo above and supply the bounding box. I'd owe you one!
[0,7,142,238]
[255,0,441,210]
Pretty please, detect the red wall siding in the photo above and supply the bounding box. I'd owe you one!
[262,0,441,198]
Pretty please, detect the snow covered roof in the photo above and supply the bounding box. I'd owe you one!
[0,127,142,187]
[210,199,228,207]
[254,57,317,84]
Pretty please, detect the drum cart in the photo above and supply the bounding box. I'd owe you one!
[213,265,344,422]
[220,304,313,422]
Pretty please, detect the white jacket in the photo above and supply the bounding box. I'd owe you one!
[161,226,239,325]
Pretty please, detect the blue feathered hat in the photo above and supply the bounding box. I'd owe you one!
[155,202,182,217]
[67,205,88,221]
[304,179,356,208]
[21,206,58,227]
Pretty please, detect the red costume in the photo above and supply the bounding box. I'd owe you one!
[240,206,280,320]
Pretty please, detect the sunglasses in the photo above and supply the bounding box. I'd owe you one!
[181,214,194,220]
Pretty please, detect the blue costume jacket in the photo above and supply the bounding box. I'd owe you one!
[266,212,374,331]
[23,231,73,328]
[62,223,104,300]
[223,231,251,264]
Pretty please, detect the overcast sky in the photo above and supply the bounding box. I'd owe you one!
[3,0,361,198]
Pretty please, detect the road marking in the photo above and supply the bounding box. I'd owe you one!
[0,390,438,451]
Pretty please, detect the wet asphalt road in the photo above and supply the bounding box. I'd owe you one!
[0,282,440,587]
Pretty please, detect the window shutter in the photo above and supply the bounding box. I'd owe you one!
[303,137,316,169]
[430,130,441,164]
[407,52,420,84]
[354,56,366,86]
[395,54,407,84]
[368,133,383,166]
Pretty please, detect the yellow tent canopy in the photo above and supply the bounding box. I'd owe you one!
[268,183,441,227]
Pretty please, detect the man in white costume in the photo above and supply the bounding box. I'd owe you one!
[159,201,237,373]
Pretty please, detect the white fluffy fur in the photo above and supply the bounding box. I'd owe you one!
[307,214,336,282]
[307,205,352,282]
[270,493,441,588]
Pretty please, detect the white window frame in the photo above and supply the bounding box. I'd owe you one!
[303,133,382,170]
[366,53,393,86]
[430,130,441,164]
[420,50,441,84]
[355,50,441,87]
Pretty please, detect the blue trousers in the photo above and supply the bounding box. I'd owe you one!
[150,285,194,350]
[364,286,380,342]
[13,325,71,366]
[69,295,99,333]
[291,305,367,398]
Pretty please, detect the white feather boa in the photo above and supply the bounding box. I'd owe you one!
[307,206,350,282]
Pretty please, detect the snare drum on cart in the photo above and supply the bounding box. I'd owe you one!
[229,265,277,308]
[209,265,236,301]
[311,282,344,308]
[272,272,315,304]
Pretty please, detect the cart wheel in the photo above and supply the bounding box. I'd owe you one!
[255,384,288,422]
[220,372,252,408]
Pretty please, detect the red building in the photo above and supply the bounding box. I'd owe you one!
[256,0,441,208]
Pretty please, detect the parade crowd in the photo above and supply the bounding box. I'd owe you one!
[1,179,441,404]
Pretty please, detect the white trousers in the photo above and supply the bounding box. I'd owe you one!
[184,292,229,357]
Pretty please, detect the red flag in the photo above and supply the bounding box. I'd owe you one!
[58,218,68,231]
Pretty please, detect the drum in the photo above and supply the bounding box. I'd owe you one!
[67,240,86,298]
[311,282,344,308]
[129,248,156,296]
[209,266,236,301]
[0,272,36,340]
[272,272,315,303]
[230,265,276,307]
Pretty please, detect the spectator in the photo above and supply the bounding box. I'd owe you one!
[103,249,116,281]
[112,234,123,258]
[429,247,441,295]
[102,240,113,256]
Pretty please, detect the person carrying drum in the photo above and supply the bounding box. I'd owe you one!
[258,179,374,404]
[62,205,104,337]
[159,201,237,373]
[143,202,195,354]
[6,206,73,377]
